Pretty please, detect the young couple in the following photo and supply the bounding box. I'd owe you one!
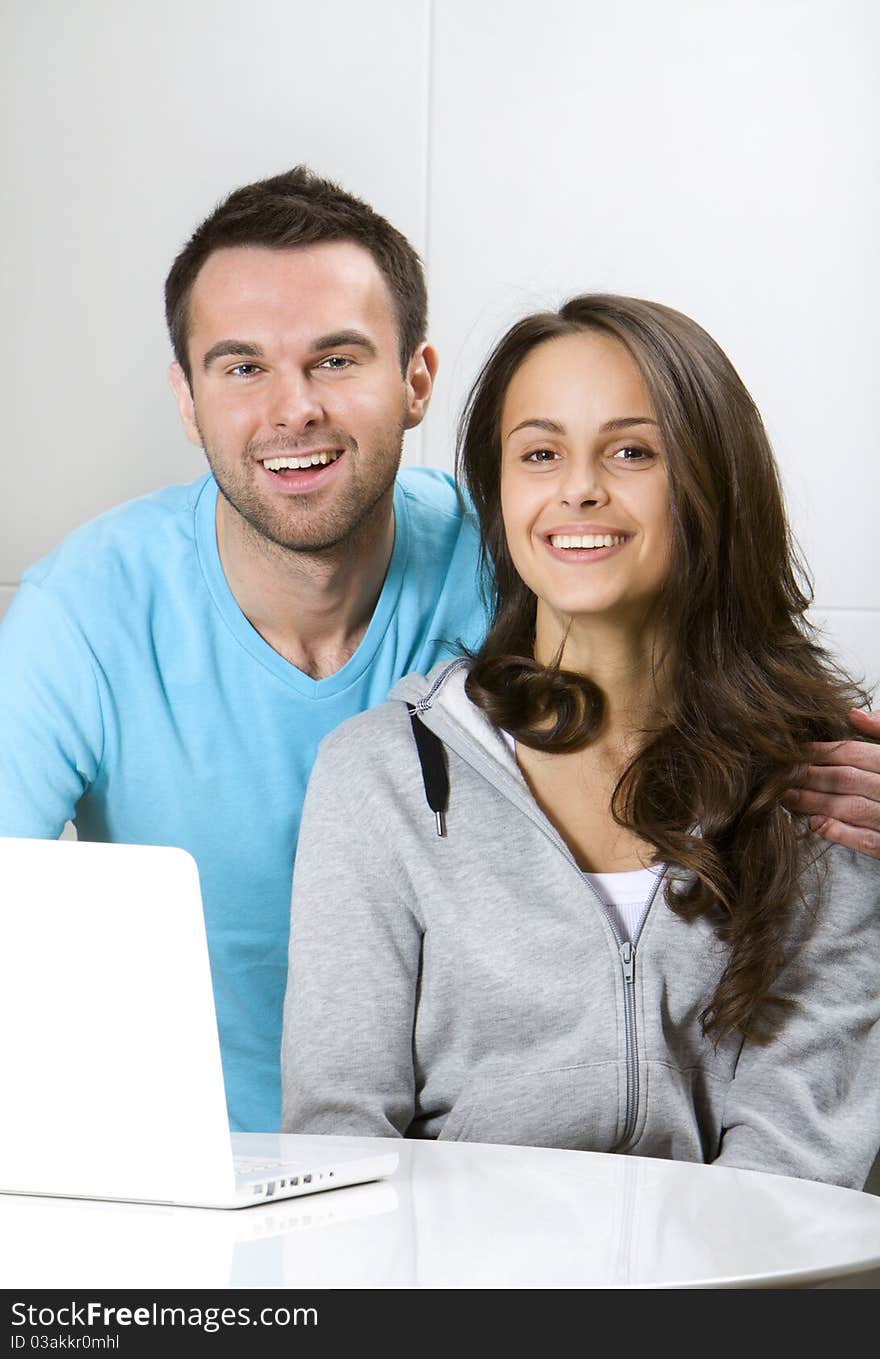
[282,292,880,1190]
[3,166,876,1171]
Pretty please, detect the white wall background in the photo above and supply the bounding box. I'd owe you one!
[2,0,878,697]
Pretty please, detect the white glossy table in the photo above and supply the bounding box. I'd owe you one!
[1,1135,879,1289]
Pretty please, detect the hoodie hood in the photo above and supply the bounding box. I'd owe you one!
[389,657,518,779]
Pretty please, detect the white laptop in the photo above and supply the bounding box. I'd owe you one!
[0,836,398,1209]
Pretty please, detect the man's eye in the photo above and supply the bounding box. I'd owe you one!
[228,363,261,377]
[524,448,559,463]
[317,355,353,370]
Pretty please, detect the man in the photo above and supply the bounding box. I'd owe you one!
[0,168,486,1131]
[0,167,877,1131]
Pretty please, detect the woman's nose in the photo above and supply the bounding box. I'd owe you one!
[559,458,609,508]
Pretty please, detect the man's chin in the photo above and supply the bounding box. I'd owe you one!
[215,479,396,557]
[238,510,360,555]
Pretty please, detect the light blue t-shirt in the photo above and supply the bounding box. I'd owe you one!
[0,469,488,1131]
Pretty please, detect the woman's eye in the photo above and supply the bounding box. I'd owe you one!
[611,446,653,463]
[524,448,559,463]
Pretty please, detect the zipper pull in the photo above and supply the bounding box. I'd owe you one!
[619,941,635,983]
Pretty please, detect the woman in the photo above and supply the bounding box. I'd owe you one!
[280,295,880,1187]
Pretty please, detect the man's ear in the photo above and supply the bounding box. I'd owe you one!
[403,343,439,431]
[168,363,203,448]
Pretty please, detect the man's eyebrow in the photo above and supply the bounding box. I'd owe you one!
[202,340,264,371]
[505,415,658,438]
[201,331,379,372]
[312,330,378,357]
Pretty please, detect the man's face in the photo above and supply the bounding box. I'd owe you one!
[169,242,435,553]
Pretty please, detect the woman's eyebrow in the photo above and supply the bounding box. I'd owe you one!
[505,417,565,438]
[505,415,658,439]
[600,417,659,431]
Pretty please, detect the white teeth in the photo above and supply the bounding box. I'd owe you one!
[550,533,627,549]
[262,451,341,471]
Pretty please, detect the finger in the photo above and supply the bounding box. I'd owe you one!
[800,738,880,773]
[848,707,880,737]
[808,815,880,860]
[782,788,880,831]
[787,765,880,798]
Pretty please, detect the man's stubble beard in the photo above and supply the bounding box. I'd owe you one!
[199,423,406,556]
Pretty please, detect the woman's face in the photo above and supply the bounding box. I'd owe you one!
[499,330,671,632]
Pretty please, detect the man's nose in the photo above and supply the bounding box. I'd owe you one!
[559,456,609,508]
[266,371,325,431]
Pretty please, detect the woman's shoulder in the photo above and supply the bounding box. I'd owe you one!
[794,837,880,947]
[317,693,417,763]
[814,838,880,900]
[310,656,511,802]
[314,661,467,767]
[387,656,471,708]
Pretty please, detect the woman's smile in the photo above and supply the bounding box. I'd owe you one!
[542,523,635,563]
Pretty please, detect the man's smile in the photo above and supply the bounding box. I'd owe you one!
[256,448,347,493]
[262,450,343,471]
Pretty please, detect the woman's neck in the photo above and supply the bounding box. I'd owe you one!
[534,604,671,746]
[517,604,672,872]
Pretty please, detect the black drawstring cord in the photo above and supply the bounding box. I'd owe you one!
[407,705,449,837]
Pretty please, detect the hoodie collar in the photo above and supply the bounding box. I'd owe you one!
[389,658,520,779]
[390,657,689,895]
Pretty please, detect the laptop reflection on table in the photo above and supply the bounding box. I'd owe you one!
[0,1175,401,1288]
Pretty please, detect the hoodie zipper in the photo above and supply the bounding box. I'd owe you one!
[573,883,662,1152]
[618,939,638,1148]
[405,674,669,1155]
[593,866,666,1152]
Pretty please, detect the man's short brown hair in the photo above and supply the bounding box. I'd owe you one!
[165,166,428,382]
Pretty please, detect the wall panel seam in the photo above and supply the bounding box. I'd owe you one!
[420,0,436,467]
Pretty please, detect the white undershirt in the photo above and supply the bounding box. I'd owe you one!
[582,867,663,944]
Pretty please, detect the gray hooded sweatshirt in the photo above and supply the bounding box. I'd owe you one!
[281,658,880,1188]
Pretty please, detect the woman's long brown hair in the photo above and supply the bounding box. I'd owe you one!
[457,294,872,1044]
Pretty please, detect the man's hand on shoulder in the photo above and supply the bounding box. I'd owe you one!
[783,709,880,860]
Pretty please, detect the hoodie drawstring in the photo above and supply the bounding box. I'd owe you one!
[407,706,449,837]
